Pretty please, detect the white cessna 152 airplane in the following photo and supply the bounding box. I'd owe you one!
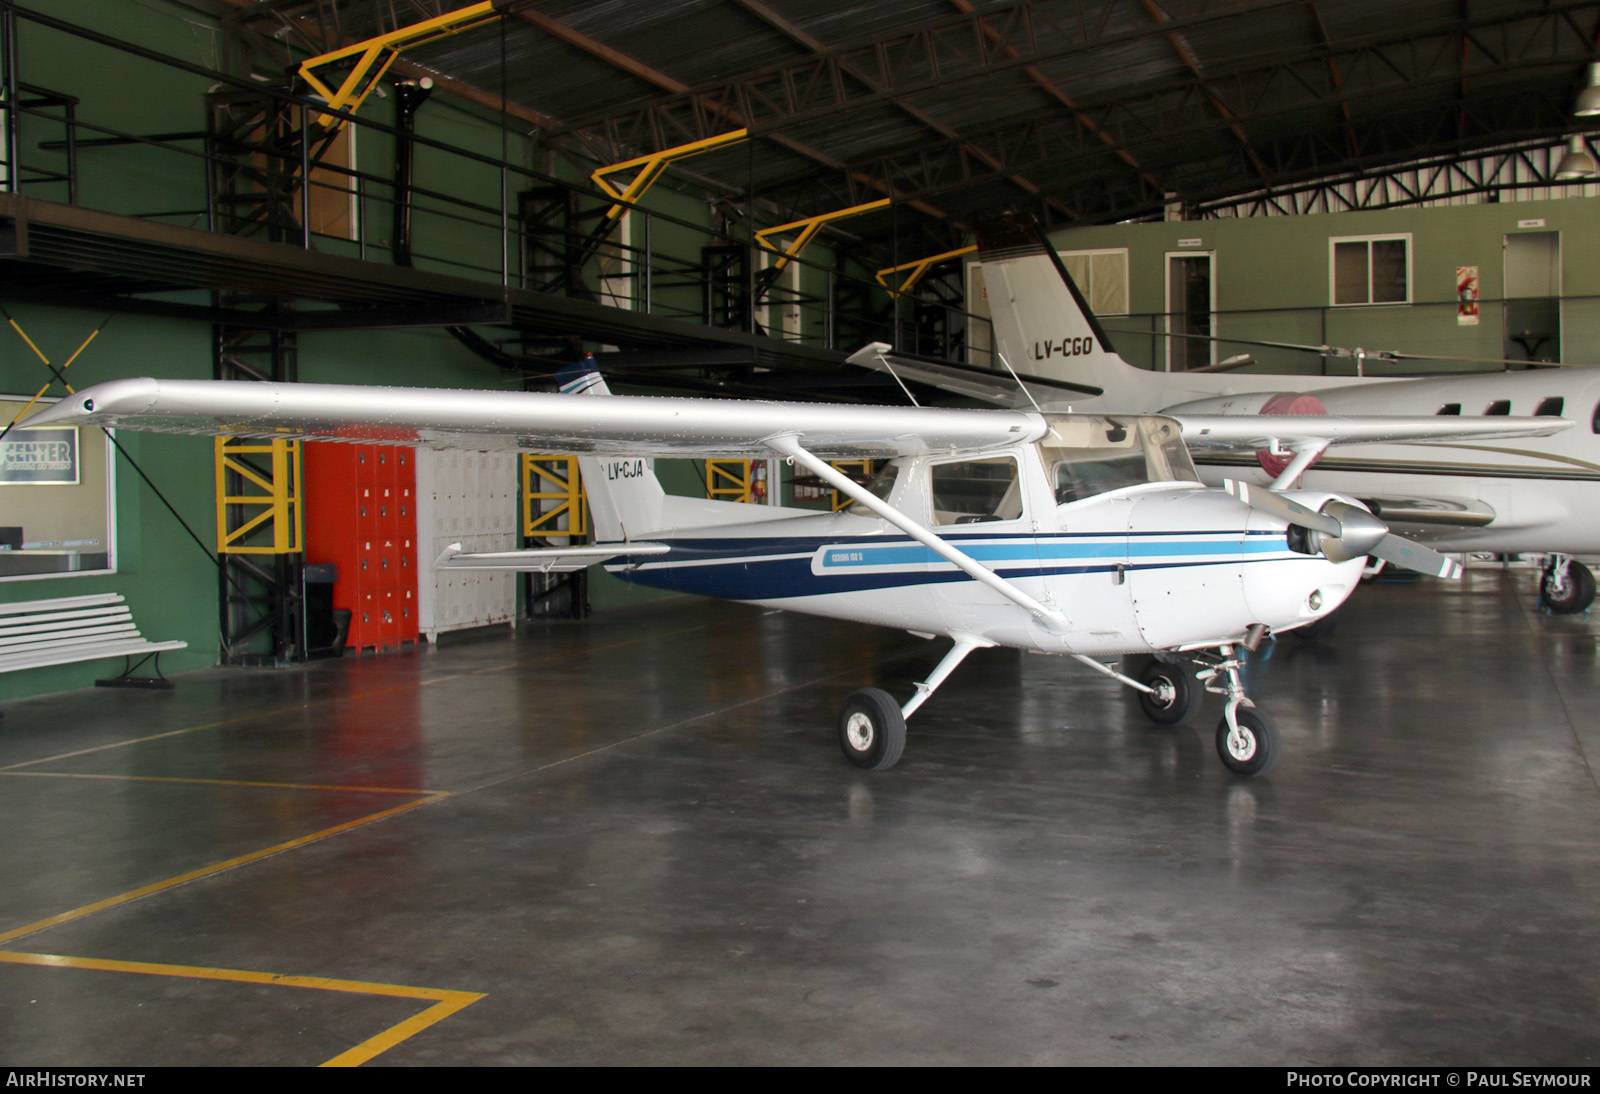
[27,359,1564,776]
[854,218,1600,614]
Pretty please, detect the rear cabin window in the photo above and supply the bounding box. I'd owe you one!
[1535,397,1565,417]
[1485,400,1511,416]
[1437,403,1461,415]
[1039,414,1199,505]
[930,457,1023,525]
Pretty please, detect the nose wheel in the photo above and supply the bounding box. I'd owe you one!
[1216,705,1279,776]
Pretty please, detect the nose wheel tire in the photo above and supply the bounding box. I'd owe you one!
[1216,708,1279,777]
[838,688,907,770]
[1136,659,1202,725]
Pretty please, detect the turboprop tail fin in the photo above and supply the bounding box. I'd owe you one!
[975,214,1146,407]
[556,355,667,541]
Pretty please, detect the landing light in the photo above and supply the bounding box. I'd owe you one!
[1308,590,1323,611]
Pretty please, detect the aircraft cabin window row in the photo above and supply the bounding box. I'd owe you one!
[1438,397,1569,417]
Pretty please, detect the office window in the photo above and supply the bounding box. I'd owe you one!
[0,397,115,581]
[1331,235,1410,305]
[1059,250,1130,317]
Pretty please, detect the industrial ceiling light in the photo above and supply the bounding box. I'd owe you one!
[1575,63,1600,117]
[1554,136,1597,179]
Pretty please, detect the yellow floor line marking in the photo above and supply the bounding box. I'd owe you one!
[0,771,439,794]
[0,792,450,947]
[0,622,718,773]
[0,620,727,1062]
[0,950,484,1067]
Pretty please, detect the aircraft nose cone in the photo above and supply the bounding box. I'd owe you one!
[1320,499,1387,562]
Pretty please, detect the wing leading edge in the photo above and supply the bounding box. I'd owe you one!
[26,377,1049,460]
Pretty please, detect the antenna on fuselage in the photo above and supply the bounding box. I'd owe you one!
[871,348,922,407]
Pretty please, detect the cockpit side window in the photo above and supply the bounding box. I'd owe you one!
[929,457,1023,526]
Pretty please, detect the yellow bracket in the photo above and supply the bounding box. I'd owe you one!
[591,129,748,223]
[706,458,755,504]
[297,1,503,128]
[215,437,303,555]
[754,198,891,275]
[875,245,977,296]
[828,459,876,511]
[522,454,587,539]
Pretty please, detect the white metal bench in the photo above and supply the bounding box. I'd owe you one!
[0,593,188,691]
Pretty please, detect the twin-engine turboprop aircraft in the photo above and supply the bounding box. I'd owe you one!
[27,360,1566,776]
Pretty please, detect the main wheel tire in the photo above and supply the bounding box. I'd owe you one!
[1215,707,1279,777]
[1137,659,1201,725]
[838,688,907,771]
[1541,560,1596,615]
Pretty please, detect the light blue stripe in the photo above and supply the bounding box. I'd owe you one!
[820,537,1283,568]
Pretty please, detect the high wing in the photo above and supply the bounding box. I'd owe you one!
[26,377,1048,459]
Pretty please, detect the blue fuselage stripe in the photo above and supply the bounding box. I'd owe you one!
[604,531,1293,601]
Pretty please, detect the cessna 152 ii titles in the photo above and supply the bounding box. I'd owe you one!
[27,360,1565,776]
[854,219,1600,614]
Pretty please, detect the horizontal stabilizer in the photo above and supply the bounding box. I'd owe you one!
[432,542,669,573]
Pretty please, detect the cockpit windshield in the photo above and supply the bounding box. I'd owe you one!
[1039,414,1199,504]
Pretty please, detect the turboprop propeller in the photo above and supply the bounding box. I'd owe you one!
[1223,480,1463,579]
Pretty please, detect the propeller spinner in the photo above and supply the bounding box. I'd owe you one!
[1224,480,1463,579]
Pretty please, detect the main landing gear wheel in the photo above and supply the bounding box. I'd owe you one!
[1540,560,1595,615]
[1216,707,1279,777]
[1137,659,1202,725]
[838,688,906,771]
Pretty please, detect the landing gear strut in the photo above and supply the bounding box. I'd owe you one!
[1192,636,1279,777]
[1540,555,1595,615]
[835,635,989,770]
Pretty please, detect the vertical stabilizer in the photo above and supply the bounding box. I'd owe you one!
[556,355,667,540]
[977,218,1151,409]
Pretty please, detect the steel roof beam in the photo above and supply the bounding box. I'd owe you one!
[509,4,954,223]
[732,0,1076,219]
[1137,0,1268,180]
[750,3,1598,221]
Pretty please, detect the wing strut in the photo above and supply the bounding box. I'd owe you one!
[763,434,1072,633]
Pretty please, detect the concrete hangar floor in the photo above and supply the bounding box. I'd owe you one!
[0,569,1596,1067]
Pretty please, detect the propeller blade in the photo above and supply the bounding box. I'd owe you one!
[1224,479,1342,537]
[1227,483,1464,579]
[1367,534,1464,579]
